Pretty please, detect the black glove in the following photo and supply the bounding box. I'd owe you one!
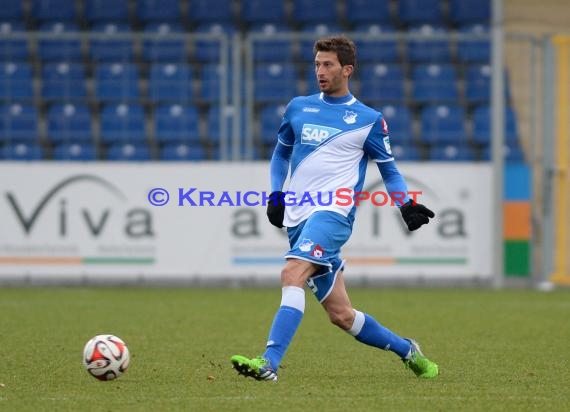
[399,199,435,231]
[267,191,285,228]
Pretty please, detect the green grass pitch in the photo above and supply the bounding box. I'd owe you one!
[0,287,569,411]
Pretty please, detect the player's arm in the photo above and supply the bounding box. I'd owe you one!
[376,160,409,207]
[364,115,434,231]
[270,141,292,193]
[267,108,294,228]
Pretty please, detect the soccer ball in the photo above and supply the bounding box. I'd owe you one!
[83,334,130,381]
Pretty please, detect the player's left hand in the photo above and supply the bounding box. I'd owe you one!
[399,200,435,231]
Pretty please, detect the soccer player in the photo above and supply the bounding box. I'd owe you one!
[231,36,438,381]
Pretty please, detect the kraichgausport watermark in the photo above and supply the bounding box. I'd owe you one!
[147,188,422,207]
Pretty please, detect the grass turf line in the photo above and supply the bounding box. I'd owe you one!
[0,288,568,411]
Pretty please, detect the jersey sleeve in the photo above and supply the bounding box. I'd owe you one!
[376,161,410,207]
[276,101,296,146]
[362,114,394,163]
[270,141,292,192]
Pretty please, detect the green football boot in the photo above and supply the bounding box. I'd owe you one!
[403,339,439,379]
[230,355,278,381]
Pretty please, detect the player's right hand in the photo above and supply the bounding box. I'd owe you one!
[267,191,285,228]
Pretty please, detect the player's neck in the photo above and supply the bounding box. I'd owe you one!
[320,92,354,105]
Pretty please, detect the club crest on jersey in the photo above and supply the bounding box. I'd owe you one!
[298,239,315,252]
[301,124,341,145]
[343,110,357,124]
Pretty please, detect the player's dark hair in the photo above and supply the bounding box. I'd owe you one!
[314,36,357,68]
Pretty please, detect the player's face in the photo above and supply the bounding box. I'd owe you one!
[314,51,353,97]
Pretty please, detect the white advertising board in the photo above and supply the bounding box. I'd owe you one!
[0,162,492,282]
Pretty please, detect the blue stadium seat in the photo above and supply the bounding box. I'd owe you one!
[160,143,207,161]
[204,105,247,146]
[38,22,82,61]
[250,23,294,62]
[100,103,146,143]
[379,105,414,143]
[0,62,34,101]
[106,143,151,161]
[0,1,24,20]
[254,63,297,102]
[0,103,39,141]
[412,64,458,103]
[53,143,97,160]
[304,65,320,95]
[344,0,391,25]
[464,64,511,105]
[187,0,234,23]
[1,143,43,160]
[148,63,193,102]
[94,63,140,102]
[241,0,286,24]
[420,104,467,144]
[31,0,78,21]
[298,23,343,62]
[212,141,262,160]
[481,144,526,163]
[398,0,444,25]
[449,0,490,24]
[244,144,264,160]
[353,24,399,62]
[46,103,92,142]
[154,104,200,144]
[407,24,452,63]
[0,22,29,61]
[472,105,519,145]
[199,63,232,103]
[390,143,422,161]
[358,64,405,104]
[457,24,490,63]
[193,22,235,63]
[428,144,476,161]
[136,0,181,22]
[89,23,135,62]
[206,106,225,147]
[142,22,186,62]
[292,0,339,24]
[465,64,491,104]
[206,105,244,146]
[259,104,286,145]
[41,63,87,100]
[85,0,130,23]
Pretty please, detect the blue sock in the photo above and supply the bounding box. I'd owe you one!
[262,286,305,370]
[348,310,411,359]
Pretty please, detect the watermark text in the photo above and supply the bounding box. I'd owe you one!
[147,188,422,207]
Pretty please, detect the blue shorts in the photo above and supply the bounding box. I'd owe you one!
[285,211,352,303]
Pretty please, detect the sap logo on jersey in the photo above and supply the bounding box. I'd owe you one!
[301,124,341,145]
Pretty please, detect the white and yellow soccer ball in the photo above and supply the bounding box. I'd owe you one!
[83,334,130,381]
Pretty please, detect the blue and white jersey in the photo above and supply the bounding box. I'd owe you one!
[277,92,394,227]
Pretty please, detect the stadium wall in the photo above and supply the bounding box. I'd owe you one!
[0,162,494,285]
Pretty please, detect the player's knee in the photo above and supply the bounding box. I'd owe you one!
[280,260,316,287]
[328,308,355,331]
[280,265,304,287]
